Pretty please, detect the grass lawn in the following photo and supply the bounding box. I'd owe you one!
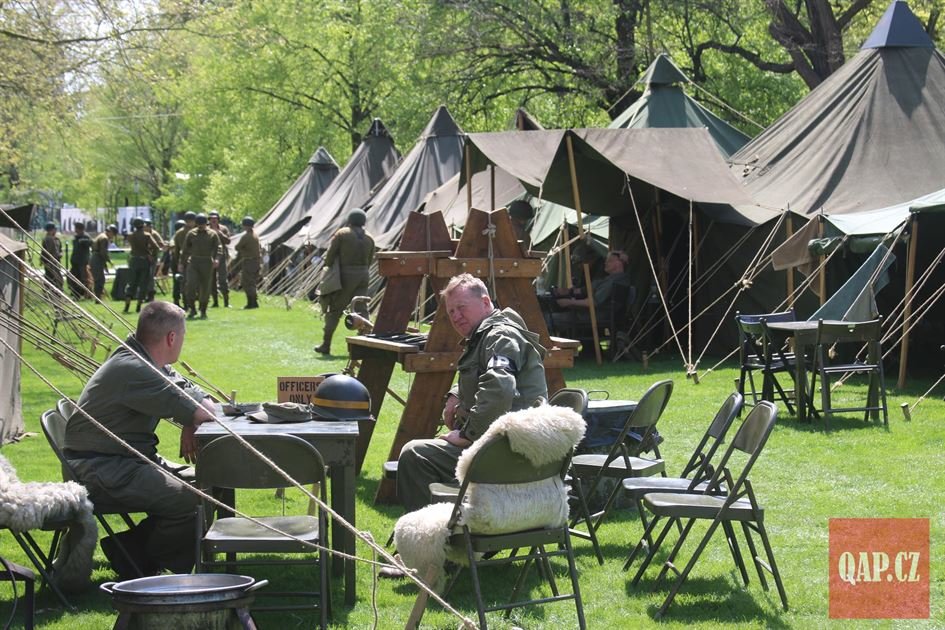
[1,288,943,628]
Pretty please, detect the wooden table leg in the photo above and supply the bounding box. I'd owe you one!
[330,463,357,605]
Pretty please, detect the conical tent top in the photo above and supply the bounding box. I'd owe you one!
[861,0,933,49]
[309,146,338,167]
[422,105,463,138]
[367,118,391,138]
[514,107,544,130]
[640,53,690,87]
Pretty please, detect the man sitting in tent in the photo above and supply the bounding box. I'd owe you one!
[548,250,632,340]
[63,301,215,578]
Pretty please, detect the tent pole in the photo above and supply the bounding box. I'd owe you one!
[818,214,826,306]
[898,214,919,389]
[565,134,585,239]
[465,143,473,212]
[490,164,496,211]
[785,212,795,307]
[583,263,603,365]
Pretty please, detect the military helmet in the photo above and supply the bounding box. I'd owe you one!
[74,221,85,230]
[195,213,208,225]
[242,216,255,227]
[208,210,220,219]
[106,224,118,234]
[508,199,534,220]
[175,219,186,229]
[143,218,153,225]
[347,207,367,227]
[44,221,56,231]
[132,217,145,229]
[311,375,372,421]
[184,211,197,221]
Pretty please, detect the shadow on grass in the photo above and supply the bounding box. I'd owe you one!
[625,573,790,627]
[776,411,889,434]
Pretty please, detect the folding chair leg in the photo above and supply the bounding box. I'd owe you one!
[657,519,723,618]
[563,532,587,630]
[740,522,768,591]
[756,522,789,611]
[653,518,698,591]
[631,516,678,586]
[463,531,488,630]
[568,478,604,565]
[11,532,72,610]
[721,520,750,587]
[625,512,661,571]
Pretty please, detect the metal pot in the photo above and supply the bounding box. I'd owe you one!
[101,573,268,606]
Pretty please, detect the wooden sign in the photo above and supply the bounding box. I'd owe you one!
[276,376,326,404]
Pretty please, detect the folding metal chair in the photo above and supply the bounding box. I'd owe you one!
[736,311,796,414]
[627,401,787,617]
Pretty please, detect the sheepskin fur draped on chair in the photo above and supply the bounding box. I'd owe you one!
[394,404,586,586]
[0,454,97,592]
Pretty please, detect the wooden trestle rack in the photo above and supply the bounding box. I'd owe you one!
[348,209,579,503]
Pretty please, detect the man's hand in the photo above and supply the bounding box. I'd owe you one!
[193,398,216,426]
[180,425,199,463]
[441,429,472,448]
[442,393,460,430]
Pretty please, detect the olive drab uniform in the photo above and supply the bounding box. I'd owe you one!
[145,228,165,301]
[234,229,261,309]
[172,226,189,308]
[69,230,93,298]
[182,227,220,318]
[397,308,548,511]
[124,229,159,311]
[318,226,375,349]
[41,232,63,291]
[211,224,231,307]
[90,232,112,298]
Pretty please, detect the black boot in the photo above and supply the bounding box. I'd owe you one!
[123,298,131,314]
[199,309,207,320]
[212,292,218,308]
[136,300,142,313]
[223,292,230,308]
[187,308,197,319]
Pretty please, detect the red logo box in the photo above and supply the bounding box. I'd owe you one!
[829,518,929,619]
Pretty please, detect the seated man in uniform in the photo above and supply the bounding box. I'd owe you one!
[64,301,216,578]
[548,249,632,338]
[396,273,548,513]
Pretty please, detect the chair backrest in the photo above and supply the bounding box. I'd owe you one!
[680,392,744,479]
[703,401,778,500]
[548,388,589,416]
[736,309,795,326]
[57,398,77,421]
[815,318,882,345]
[462,434,567,485]
[40,409,80,483]
[604,379,673,464]
[196,434,326,492]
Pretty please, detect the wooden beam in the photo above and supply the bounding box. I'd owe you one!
[565,134,585,239]
[434,257,541,279]
[582,262,602,365]
[898,214,919,389]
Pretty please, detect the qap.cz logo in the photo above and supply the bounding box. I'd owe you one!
[829,518,929,619]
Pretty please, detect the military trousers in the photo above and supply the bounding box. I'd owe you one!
[241,257,260,303]
[68,454,200,574]
[185,257,214,310]
[215,256,229,294]
[125,256,151,301]
[90,255,107,298]
[69,260,90,298]
[397,437,464,512]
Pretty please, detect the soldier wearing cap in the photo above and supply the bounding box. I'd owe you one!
[207,211,231,308]
[233,216,260,309]
[142,218,166,302]
[172,213,196,308]
[314,208,374,354]
[123,217,160,314]
[41,221,64,292]
[69,221,93,298]
[180,213,220,319]
[90,225,118,299]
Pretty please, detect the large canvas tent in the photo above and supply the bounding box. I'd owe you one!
[245,146,340,249]
[730,0,945,216]
[364,106,466,250]
[609,53,751,158]
[0,231,25,444]
[288,119,400,250]
[460,127,791,365]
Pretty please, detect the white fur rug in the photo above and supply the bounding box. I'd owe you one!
[0,454,97,592]
[394,404,585,586]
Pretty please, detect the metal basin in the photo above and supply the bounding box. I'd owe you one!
[101,574,267,606]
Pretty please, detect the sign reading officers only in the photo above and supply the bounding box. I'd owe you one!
[277,376,326,404]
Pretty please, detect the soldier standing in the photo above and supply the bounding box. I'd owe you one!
[172,212,196,309]
[41,221,64,292]
[180,213,220,320]
[90,225,118,300]
[143,218,166,302]
[314,208,374,354]
[69,221,93,299]
[124,217,160,313]
[208,211,231,308]
[233,217,261,310]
